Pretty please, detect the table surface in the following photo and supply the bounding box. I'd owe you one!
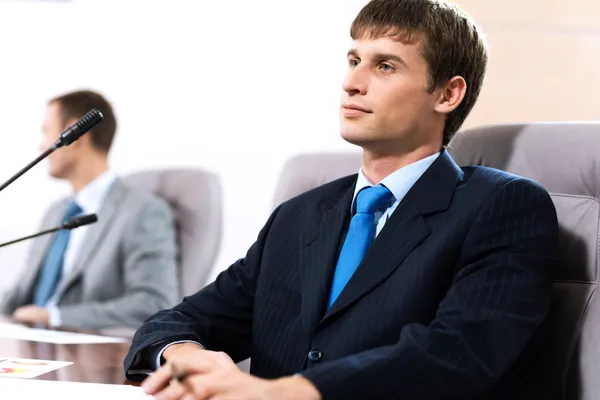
[0,316,135,384]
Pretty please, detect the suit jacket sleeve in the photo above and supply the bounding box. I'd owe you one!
[302,178,558,399]
[57,199,178,330]
[0,289,18,315]
[123,205,282,380]
[0,203,63,315]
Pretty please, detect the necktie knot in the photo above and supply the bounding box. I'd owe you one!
[63,200,82,222]
[355,185,394,215]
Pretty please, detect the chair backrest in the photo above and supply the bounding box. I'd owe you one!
[124,168,222,297]
[448,122,600,400]
[272,152,362,208]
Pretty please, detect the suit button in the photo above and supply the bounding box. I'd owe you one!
[308,349,322,362]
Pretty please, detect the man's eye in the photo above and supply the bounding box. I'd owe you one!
[380,63,393,71]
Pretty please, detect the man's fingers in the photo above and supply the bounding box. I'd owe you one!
[142,365,173,394]
[153,379,187,400]
[206,396,237,400]
[143,357,215,395]
[185,374,225,400]
[12,307,27,319]
[169,354,228,376]
[212,352,235,368]
[143,351,237,397]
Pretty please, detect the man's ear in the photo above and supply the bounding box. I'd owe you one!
[434,76,467,115]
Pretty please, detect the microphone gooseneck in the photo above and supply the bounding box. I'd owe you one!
[0,213,98,249]
[0,109,104,193]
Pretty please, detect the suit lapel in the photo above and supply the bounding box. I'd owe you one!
[16,202,66,305]
[56,179,127,297]
[299,176,356,335]
[322,150,464,323]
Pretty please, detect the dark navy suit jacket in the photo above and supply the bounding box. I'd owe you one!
[125,151,558,399]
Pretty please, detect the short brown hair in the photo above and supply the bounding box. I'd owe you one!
[351,0,487,145]
[50,90,117,153]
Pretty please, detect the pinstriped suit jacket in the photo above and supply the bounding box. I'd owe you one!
[125,150,558,399]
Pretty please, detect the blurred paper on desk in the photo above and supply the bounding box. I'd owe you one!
[0,357,72,378]
[1,378,154,399]
[0,322,127,344]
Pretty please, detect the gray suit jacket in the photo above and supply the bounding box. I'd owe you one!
[0,178,178,330]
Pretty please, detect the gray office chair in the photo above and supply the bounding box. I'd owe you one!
[272,151,362,208]
[449,122,600,400]
[125,168,222,298]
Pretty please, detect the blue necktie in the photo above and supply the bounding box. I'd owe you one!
[33,200,82,306]
[328,185,394,309]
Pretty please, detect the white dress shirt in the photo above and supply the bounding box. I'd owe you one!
[153,152,440,369]
[351,151,440,237]
[46,170,117,327]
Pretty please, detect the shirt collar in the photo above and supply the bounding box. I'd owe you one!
[74,170,117,214]
[351,152,440,213]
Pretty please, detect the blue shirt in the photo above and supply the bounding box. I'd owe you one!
[351,152,440,237]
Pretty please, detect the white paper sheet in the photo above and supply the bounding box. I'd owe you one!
[0,378,154,399]
[0,322,127,344]
[0,357,72,378]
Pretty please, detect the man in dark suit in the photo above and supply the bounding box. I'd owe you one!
[126,0,559,399]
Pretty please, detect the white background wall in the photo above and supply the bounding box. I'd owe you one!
[0,0,598,292]
[0,0,368,291]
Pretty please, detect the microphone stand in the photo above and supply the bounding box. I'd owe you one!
[0,225,61,249]
[0,146,56,193]
[0,108,103,194]
[0,214,98,249]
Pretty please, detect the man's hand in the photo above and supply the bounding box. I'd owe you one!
[142,346,321,400]
[143,344,238,398]
[12,305,49,325]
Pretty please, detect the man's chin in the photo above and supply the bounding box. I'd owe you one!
[48,170,66,180]
[340,131,374,148]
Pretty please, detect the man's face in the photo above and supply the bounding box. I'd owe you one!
[41,103,78,179]
[340,35,443,151]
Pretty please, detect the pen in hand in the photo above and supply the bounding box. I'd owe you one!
[170,363,190,385]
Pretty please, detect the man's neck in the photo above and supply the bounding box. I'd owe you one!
[68,161,109,193]
[361,145,440,184]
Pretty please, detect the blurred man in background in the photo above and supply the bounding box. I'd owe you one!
[0,90,178,330]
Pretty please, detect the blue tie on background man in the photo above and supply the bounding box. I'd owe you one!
[328,185,394,309]
[33,200,82,306]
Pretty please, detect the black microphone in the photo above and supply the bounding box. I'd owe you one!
[62,213,98,230]
[0,213,98,249]
[0,109,104,193]
[55,109,103,148]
